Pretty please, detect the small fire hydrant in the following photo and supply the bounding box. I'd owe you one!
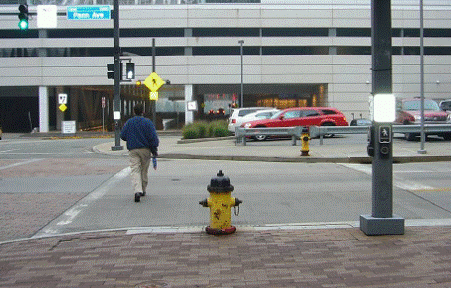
[199,170,242,235]
[301,126,310,156]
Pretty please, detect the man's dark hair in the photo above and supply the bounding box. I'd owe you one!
[134,104,144,115]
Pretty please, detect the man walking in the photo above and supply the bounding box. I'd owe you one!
[120,104,159,202]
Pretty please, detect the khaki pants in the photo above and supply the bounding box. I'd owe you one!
[129,148,151,194]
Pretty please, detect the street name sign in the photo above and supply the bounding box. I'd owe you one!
[67,6,111,20]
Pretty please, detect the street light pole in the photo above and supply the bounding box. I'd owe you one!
[418,0,426,154]
[238,40,244,108]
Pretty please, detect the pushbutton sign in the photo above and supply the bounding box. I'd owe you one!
[379,126,391,143]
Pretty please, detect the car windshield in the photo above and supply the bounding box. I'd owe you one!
[271,111,284,119]
[403,100,440,111]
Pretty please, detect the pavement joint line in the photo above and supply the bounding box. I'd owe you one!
[1,218,449,245]
[0,158,43,170]
[30,166,131,239]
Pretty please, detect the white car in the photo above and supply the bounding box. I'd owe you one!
[228,107,273,133]
[240,109,280,125]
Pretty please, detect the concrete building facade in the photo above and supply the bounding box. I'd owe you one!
[0,0,450,132]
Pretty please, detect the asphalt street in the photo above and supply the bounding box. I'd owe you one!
[1,133,451,288]
[1,133,451,243]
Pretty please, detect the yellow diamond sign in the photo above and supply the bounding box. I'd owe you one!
[144,72,165,92]
[59,104,67,112]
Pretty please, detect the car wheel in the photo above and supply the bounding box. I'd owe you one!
[444,133,451,141]
[321,123,335,138]
[405,133,417,141]
[254,134,267,141]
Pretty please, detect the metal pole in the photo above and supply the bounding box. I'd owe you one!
[360,0,404,236]
[418,0,426,154]
[112,0,123,151]
[239,40,244,108]
[152,38,156,125]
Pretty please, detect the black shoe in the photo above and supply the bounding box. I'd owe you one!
[134,192,141,202]
[141,191,146,197]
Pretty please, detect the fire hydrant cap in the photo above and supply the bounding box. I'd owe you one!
[207,170,234,193]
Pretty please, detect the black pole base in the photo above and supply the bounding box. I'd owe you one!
[360,214,405,236]
[111,145,124,151]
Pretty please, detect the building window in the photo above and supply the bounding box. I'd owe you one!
[0,29,39,38]
[336,28,371,37]
[122,28,184,37]
[262,28,328,37]
[424,29,451,37]
[336,46,371,55]
[262,46,328,55]
[47,29,113,38]
[192,46,259,55]
[192,28,259,37]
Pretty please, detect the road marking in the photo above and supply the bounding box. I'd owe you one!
[0,149,19,153]
[31,166,131,238]
[340,163,435,191]
[0,158,43,170]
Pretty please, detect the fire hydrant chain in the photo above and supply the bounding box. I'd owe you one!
[234,205,239,216]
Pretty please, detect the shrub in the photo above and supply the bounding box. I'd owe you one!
[182,120,230,139]
[208,120,229,138]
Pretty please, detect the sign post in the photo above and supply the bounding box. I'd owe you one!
[102,96,106,134]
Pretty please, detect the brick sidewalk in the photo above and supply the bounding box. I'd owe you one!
[1,226,450,287]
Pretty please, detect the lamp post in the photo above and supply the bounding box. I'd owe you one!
[418,0,426,154]
[238,40,244,107]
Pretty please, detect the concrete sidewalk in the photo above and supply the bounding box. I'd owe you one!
[93,134,451,163]
[2,133,451,287]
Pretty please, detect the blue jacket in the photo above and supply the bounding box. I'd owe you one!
[120,116,159,154]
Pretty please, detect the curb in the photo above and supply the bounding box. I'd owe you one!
[176,136,235,144]
[159,154,451,163]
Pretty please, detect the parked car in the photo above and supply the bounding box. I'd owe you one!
[350,118,372,126]
[242,107,348,140]
[439,99,451,112]
[396,97,451,141]
[0,124,2,140]
[227,107,273,133]
[240,109,280,124]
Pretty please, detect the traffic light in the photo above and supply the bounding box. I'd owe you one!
[107,63,123,79]
[107,64,114,79]
[125,63,135,79]
[18,4,29,30]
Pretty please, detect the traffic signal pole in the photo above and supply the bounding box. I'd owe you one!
[360,0,404,236]
[112,0,123,151]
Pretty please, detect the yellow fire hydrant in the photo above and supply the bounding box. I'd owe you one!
[199,170,242,235]
[301,126,310,156]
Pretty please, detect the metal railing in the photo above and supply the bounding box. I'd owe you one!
[235,126,302,146]
[235,124,451,146]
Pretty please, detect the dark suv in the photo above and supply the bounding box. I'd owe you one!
[396,98,451,141]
